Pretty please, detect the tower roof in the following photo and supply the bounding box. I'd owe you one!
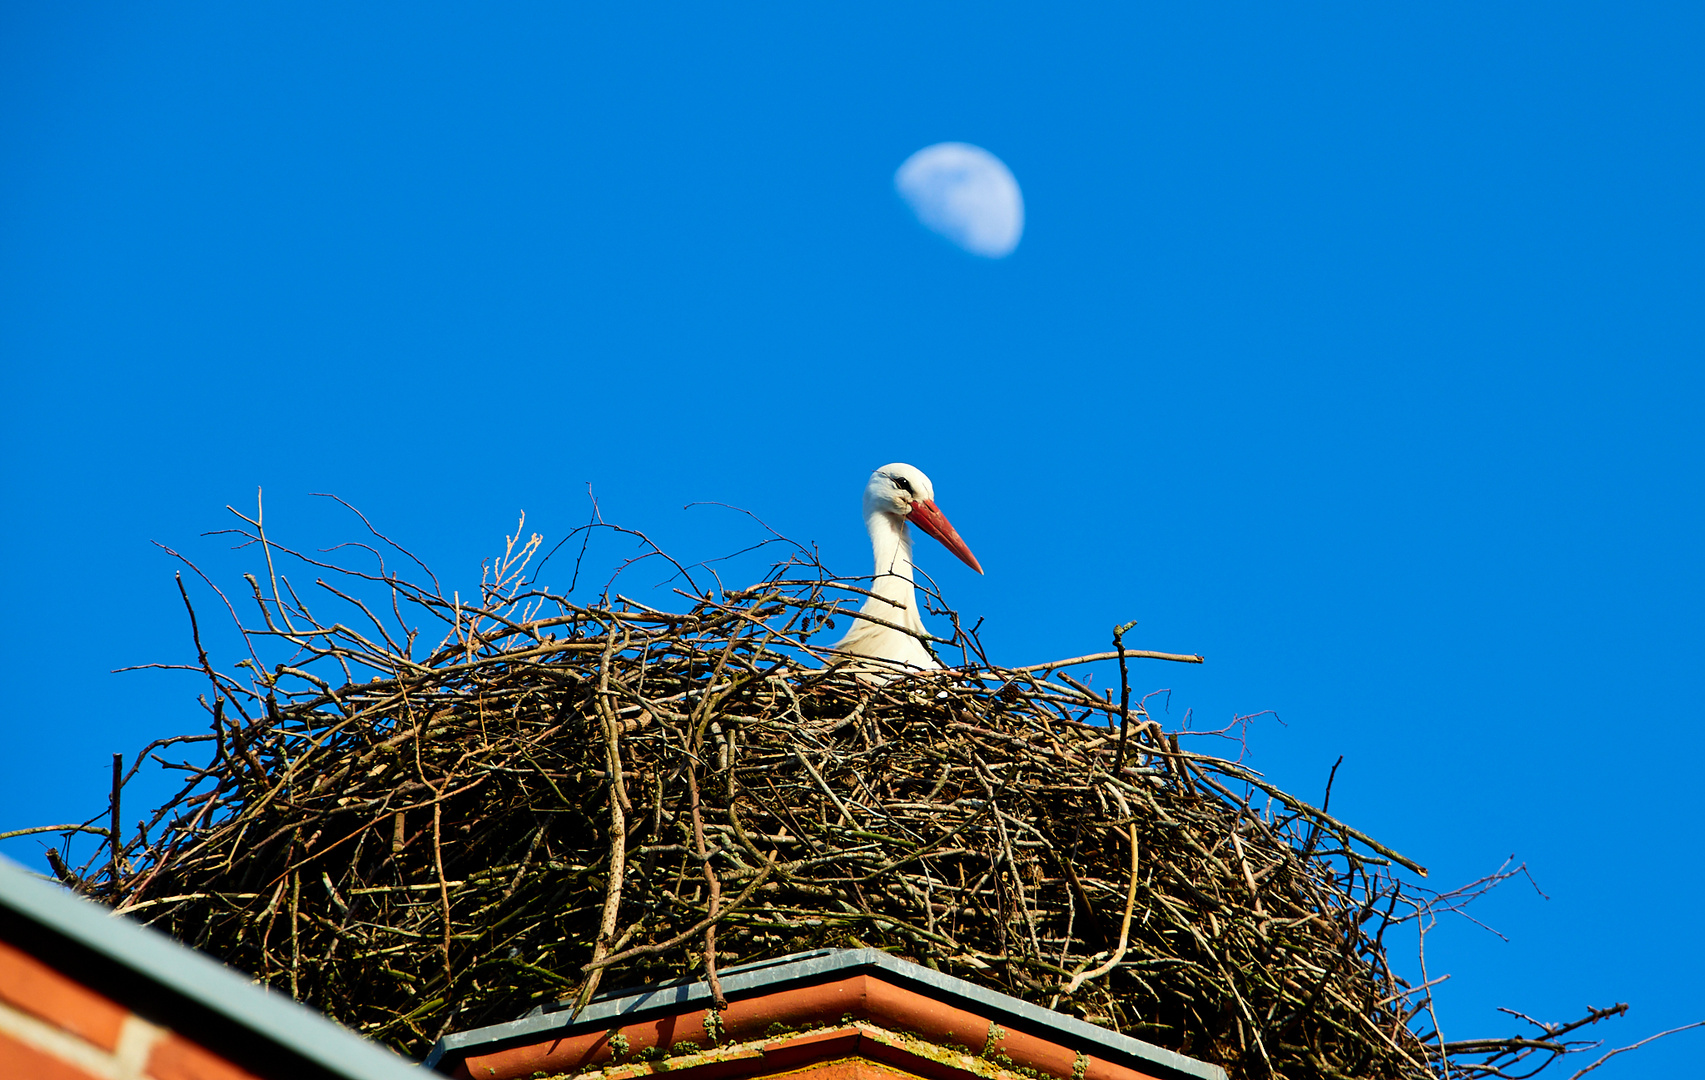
[425,949,1225,1080]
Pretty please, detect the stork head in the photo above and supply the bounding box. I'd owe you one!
[864,463,984,575]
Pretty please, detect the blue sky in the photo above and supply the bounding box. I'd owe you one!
[3,2,1702,1073]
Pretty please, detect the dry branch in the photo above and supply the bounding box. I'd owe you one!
[26,504,1660,1080]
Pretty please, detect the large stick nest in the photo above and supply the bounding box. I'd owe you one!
[36,506,1632,1080]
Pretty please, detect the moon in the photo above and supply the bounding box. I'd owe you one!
[894,143,1024,258]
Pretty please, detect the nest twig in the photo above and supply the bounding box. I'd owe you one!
[32,500,1657,1079]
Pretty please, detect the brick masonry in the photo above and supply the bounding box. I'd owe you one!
[0,939,261,1080]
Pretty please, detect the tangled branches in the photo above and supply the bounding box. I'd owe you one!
[27,500,1654,1079]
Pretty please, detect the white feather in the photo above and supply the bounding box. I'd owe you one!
[832,464,949,677]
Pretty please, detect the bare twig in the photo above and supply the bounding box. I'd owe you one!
[32,500,1639,1080]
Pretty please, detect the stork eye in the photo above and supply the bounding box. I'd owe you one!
[892,476,913,493]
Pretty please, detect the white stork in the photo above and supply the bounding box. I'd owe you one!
[832,463,982,673]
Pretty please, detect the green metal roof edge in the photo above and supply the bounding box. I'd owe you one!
[0,855,424,1080]
[425,948,1227,1080]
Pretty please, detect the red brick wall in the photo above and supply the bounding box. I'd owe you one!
[0,939,262,1080]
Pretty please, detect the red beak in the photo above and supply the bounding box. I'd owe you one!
[907,499,984,575]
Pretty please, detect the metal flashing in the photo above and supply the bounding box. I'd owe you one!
[425,949,1225,1080]
[0,855,424,1080]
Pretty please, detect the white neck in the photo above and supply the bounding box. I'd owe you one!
[864,509,923,631]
